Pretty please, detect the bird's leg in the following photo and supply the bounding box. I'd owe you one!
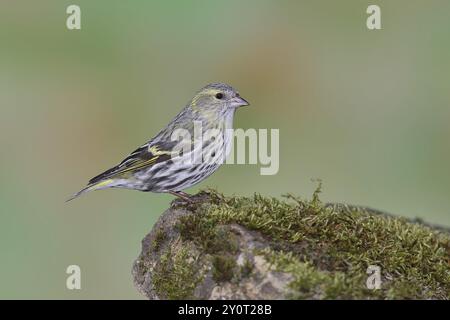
[177,191,192,198]
[169,191,193,203]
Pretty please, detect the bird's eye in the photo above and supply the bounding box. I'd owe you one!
[215,92,223,100]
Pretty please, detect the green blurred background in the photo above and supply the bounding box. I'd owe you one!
[1,0,449,299]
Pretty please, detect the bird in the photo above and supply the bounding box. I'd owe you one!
[67,83,249,202]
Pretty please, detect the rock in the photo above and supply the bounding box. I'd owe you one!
[132,190,450,300]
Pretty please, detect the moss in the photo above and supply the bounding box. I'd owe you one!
[177,217,239,254]
[152,245,203,299]
[174,188,450,299]
[239,257,254,279]
[261,248,373,299]
[176,214,242,283]
[151,228,167,251]
[212,254,237,282]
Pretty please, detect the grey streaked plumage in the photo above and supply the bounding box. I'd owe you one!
[68,83,249,201]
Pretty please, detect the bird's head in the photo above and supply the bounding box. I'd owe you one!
[189,83,249,115]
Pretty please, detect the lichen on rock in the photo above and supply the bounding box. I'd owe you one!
[132,188,450,299]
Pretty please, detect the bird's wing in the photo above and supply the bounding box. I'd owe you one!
[88,141,176,185]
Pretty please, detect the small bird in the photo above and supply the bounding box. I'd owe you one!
[68,83,249,202]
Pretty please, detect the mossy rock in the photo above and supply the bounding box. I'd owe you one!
[132,188,450,299]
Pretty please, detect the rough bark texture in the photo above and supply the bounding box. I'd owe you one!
[132,190,450,300]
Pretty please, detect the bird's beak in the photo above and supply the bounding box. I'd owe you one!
[231,95,250,108]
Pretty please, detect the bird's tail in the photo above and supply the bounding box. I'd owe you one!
[66,179,114,202]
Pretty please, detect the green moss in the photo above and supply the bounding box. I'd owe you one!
[239,257,254,279]
[151,228,167,251]
[152,245,203,299]
[177,216,241,283]
[177,217,239,254]
[212,254,237,282]
[174,188,450,299]
[261,248,372,299]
